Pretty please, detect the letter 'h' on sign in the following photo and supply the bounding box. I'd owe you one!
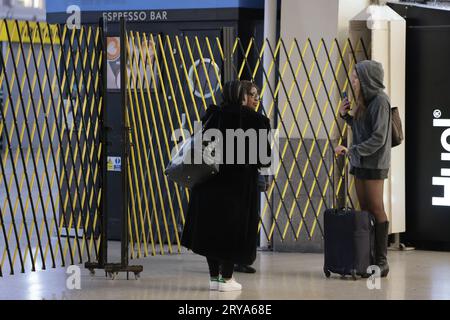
[432,119,450,207]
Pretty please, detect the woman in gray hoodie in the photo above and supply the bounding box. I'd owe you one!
[335,60,391,277]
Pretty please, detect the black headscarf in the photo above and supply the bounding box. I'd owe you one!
[221,80,245,106]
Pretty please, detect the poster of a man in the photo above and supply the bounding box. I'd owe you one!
[106,36,157,90]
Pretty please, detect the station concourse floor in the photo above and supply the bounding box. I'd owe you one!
[1,246,449,300]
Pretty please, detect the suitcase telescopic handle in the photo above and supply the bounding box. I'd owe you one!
[344,154,349,209]
[333,152,350,209]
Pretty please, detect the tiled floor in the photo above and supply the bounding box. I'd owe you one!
[1,249,450,300]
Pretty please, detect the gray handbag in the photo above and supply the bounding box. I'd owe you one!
[164,111,221,189]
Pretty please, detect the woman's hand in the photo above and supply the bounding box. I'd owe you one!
[335,145,349,156]
[339,98,351,116]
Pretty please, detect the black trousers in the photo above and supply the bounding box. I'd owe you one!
[206,257,234,279]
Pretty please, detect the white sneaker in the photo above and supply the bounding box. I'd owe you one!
[209,278,220,291]
[218,278,242,292]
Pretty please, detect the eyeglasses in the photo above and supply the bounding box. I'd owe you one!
[248,92,260,100]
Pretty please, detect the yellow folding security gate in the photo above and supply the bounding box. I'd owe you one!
[123,21,369,259]
[0,19,105,277]
[0,17,370,277]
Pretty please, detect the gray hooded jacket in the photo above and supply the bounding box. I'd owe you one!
[344,60,392,170]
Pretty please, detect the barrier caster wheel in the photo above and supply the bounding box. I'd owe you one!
[324,268,331,278]
[134,272,141,280]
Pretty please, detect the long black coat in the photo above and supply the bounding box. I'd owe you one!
[181,103,271,265]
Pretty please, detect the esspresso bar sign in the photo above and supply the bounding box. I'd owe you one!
[432,110,450,207]
[102,10,168,22]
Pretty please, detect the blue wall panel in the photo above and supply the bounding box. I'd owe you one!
[46,0,264,13]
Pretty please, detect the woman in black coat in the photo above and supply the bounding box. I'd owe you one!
[181,80,271,292]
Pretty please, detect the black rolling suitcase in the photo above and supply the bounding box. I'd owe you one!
[323,162,375,280]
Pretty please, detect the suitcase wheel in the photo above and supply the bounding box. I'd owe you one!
[323,267,331,278]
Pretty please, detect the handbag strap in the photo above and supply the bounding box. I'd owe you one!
[201,106,223,133]
[379,102,392,149]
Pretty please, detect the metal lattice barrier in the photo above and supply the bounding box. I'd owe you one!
[0,18,370,277]
[123,23,369,258]
[0,20,104,276]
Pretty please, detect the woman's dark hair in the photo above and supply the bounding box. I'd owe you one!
[221,80,245,106]
[241,80,260,95]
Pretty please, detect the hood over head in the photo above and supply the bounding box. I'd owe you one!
[355,60,385,104]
